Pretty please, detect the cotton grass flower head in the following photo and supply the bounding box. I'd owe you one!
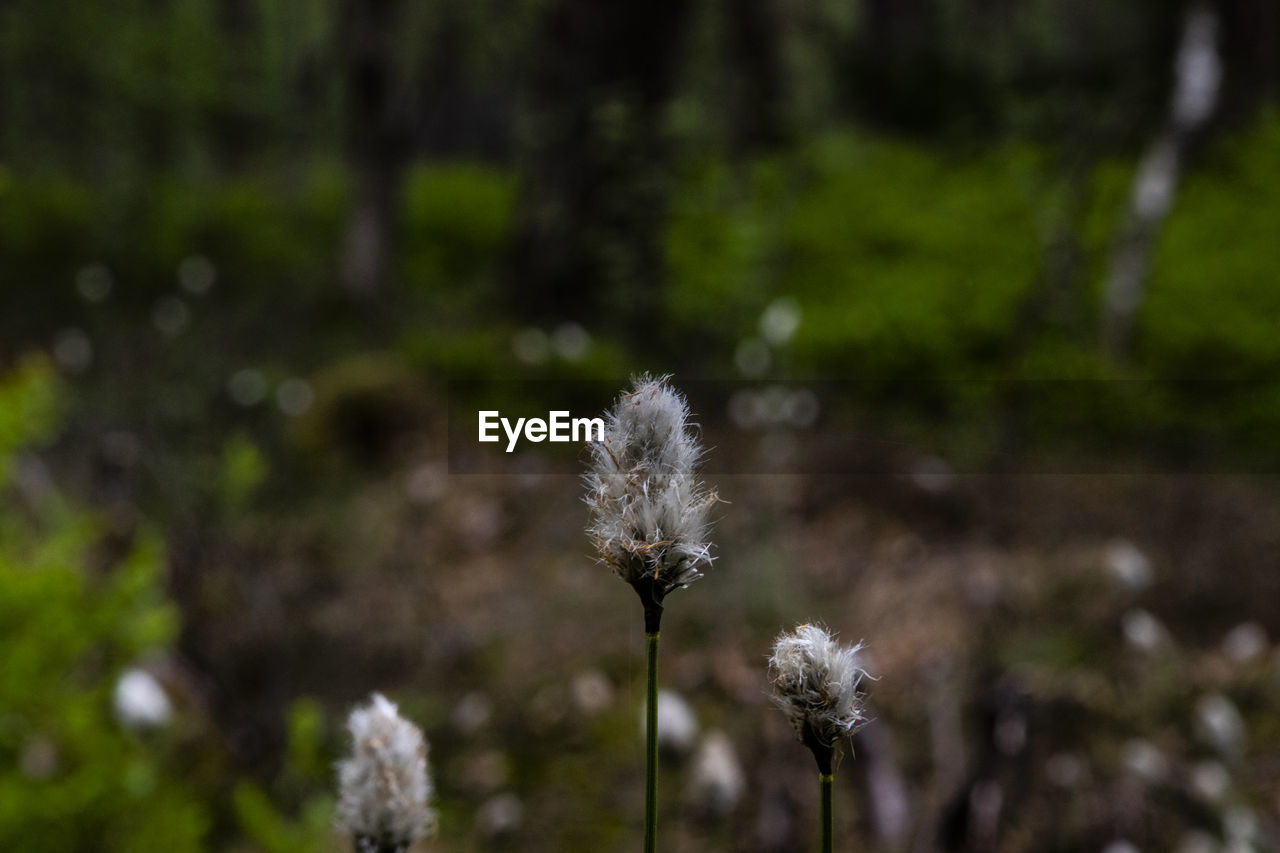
[113,667,173,731]
[585,375,717,853]
[769,624,871,773]
[336,693,435,853]
[584,375,717,630]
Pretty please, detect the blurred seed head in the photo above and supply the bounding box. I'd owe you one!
[1122,608,1171,653]
[727,387,820,430]
[688,730,746,815]
[1195,693,1245,759]
[641,689,699,755]
[910,455,955,494]
[551,322,591,361]
[1105,539,1153,590]
[584,375,717,597]
[759,297,801,347]
[1224,805,1257,845]
[571,669,613,715]
[404,463,447,505]
[768,623,871,752]
[1102,841,1140,853]
[1121,738,1169,783]
[1221,621,1267,664]
[1189,760,1231,803]
[476,792,523,839]
[336,693,435,850]
[113,667,173,731]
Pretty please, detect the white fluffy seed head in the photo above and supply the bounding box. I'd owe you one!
[584,375,717,596]
[768,624,871,750]
[336,693,435,850]
[113,667,173,731]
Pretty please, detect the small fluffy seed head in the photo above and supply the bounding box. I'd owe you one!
[336,693,435,851]
[113,667,173,731]
[584,375,717,597]
[768,624,871,752]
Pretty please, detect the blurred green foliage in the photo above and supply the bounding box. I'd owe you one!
[663,133,1061,379]
[0,357,65,484]
[780,134,1040,374]
[1145,113,1280,374]
[12,111,1280,472]
[402,163,516,299]
[0,360,208,851]
[233,702,337,853]
[219,432,269,509]
[661,114,1280,470]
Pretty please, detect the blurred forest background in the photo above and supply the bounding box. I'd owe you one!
[4,0,1280,850]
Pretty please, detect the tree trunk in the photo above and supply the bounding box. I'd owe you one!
[508,0,692,342]
[339,0,409,302]
[1101,4,1221,359]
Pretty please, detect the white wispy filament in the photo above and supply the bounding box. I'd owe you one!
[769,624,871,754]
[336,693,435,851]
[584,375,717,599]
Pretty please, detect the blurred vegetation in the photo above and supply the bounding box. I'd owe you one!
[4,0,1280,849]
[0,360,207,851]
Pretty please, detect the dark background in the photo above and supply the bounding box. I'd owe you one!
[3,1,1280,850]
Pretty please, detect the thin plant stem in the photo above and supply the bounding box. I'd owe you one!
[820,772,833,853]
[645,631,660,853]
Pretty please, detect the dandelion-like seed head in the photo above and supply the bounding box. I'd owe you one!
[336,693,435,852]
[768,624,871,771]
[584,375,717,618]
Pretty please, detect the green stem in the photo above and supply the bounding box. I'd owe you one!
[820,772,833,853]
[645,631,660,853]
